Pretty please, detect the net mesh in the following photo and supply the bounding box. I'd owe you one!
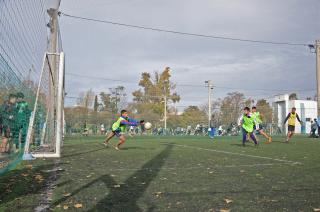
[25,53,61,155]
[0,0,63,173]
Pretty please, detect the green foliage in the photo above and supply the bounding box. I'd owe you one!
[93,95,98,112]
[100,86,127,113]
[132,67,180,124]
[219,92,253,125]
[255,99,273,123]
[289,93,298,100]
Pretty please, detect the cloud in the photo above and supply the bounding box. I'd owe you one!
[60,0,319,109]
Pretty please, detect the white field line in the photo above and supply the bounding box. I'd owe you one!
[163,143,302,165]
[109,162,296,172]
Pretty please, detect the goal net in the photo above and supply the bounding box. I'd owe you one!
[23,52,65,159]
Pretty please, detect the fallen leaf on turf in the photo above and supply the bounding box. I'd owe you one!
[220,209,230,212]
[141,182,146,185]
[34,174,44,182]
[209,171,214,174]
[154,192,162,197]
[25,164,33,169]
[313,208,320,212]
[63,205,69,210]
[240,170,245,173]
[114,184,121,188]
[86,175,91,178]
[63,193,71,197]
[224,199,233,204]
[74,203,83,208]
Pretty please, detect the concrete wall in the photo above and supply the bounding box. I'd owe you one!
[273,94,317,134]
[287,100,317,134]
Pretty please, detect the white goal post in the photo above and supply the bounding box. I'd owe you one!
[23,52,65,159]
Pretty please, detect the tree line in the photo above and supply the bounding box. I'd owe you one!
[64,67,276,133]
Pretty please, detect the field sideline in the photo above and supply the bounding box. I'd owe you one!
[1,135,320,211]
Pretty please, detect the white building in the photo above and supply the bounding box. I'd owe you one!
[273,94,317,134]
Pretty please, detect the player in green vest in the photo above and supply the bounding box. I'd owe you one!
[1,94,18,153]
[252,106,272,144]
[240,107,258,146]
[16,92,31,148]
[103,110,144,150]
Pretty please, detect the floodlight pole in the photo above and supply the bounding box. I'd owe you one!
[164,93,167,133]
[205,80,213,127]
[316,40,320,118]
[163,80,168,135]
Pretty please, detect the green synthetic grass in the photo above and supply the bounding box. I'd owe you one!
[1,135,320,212]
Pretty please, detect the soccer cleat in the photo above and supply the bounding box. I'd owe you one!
[265,137,272,144]
[115,146,120,151]
[102,142,109,147]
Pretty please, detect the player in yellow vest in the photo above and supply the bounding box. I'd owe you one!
[283,107,302,142]
[103,110,144,150]
[252,107,272,144]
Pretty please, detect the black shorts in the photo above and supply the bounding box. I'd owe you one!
[112,129,123,137]
[254,124,263,131]
[288,125,295,132]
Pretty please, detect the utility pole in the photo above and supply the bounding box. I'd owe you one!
[316,40,320,118]
[164,93,167,133]
[48,8,58,55]
[205,80,213,127]
[163,80,168,134]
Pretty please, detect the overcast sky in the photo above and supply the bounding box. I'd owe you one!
[59,0,320,110]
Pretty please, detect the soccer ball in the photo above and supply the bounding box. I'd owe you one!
[144,122,152,130]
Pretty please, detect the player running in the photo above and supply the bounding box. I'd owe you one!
[103,110,144,150]
[240,107,259,147]
[283,107,302,143]
[252,106,272,144]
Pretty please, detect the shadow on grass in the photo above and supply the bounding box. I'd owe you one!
[0,163,57,209]
[230,143,256,148]
[119,146,153,150]
[51,145,173,211]
[62,147,106,158]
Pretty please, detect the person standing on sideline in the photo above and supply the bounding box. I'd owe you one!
[310,119,318,138]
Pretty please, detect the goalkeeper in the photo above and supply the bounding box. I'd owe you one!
[103,110,144,150]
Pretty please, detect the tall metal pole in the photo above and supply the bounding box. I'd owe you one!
[316,40,320,118]
[205,80,212,127]
[164,80,168,134]
[164,93,167,133]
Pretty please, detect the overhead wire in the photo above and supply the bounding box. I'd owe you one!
[66,72,315,92]
[59,12,311,47]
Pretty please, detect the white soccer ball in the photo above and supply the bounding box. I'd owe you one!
[144,122,152,130]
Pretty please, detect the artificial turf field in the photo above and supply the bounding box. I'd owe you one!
[0,135,320,212]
